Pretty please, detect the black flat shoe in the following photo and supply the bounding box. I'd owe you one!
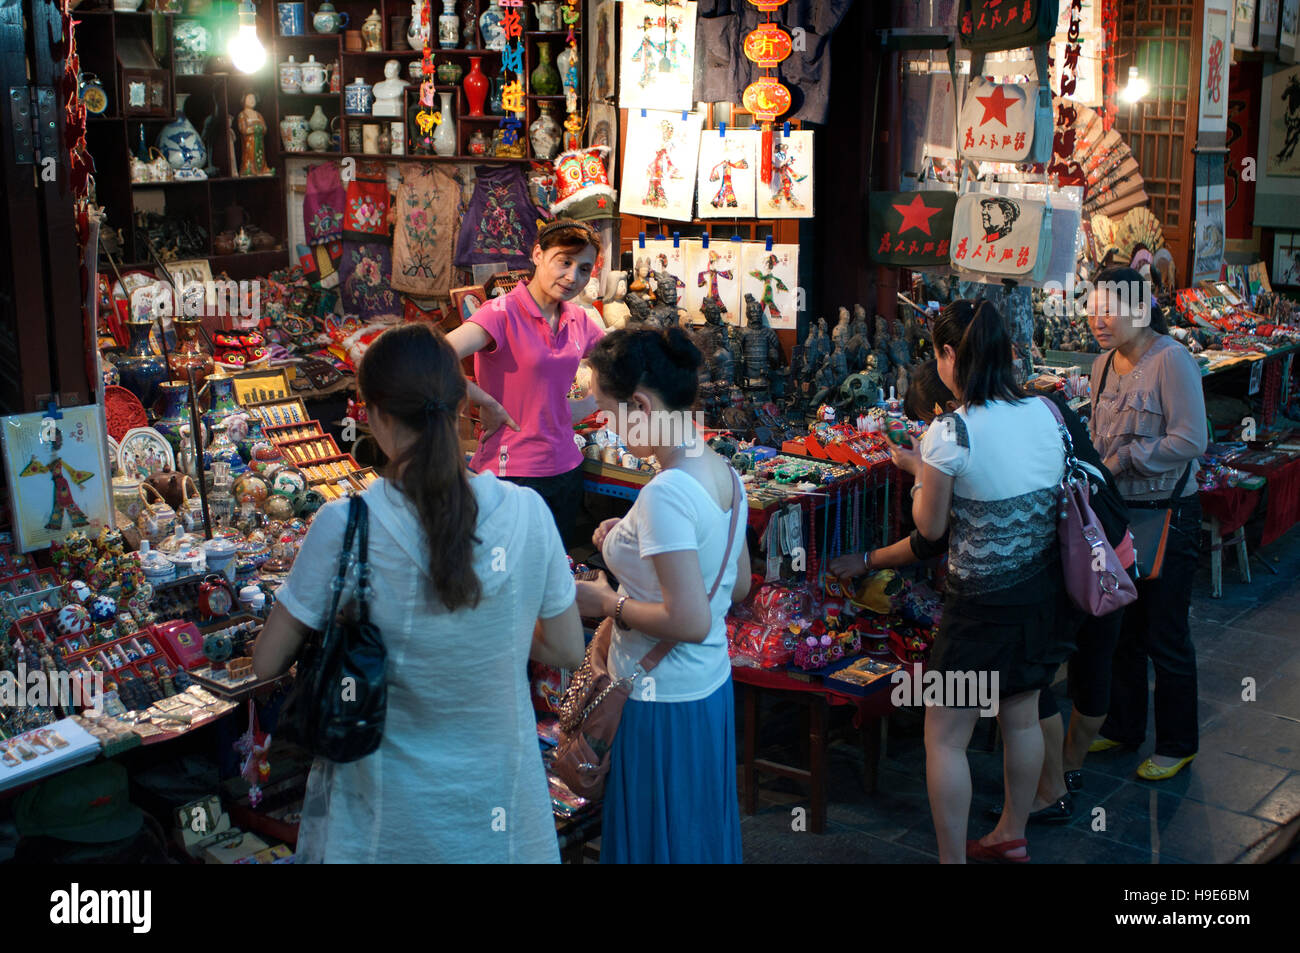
[985,794,1074,825]
[1064,770,1083,793]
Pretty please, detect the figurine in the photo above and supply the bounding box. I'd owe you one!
[623,291,651,326]
[739,293,785,398]
[846,315,871,373]
[237,92,271,177]
[832,306,851,349]
[372,59,409,118]
[628,256,650,294]
[601,271,631,329]
[649,272,684,329]
[802,317,830,378]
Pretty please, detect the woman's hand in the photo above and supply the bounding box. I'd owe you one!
[478,399,520,439]
[575,571,617,618]
[890,442,922,476]
[592,518,620,550]
[829,553,869,581]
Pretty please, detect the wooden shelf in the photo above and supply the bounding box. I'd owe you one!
[282,151,534,164]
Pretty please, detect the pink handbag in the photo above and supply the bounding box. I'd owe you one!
[1039,397,1137,617]
[553,469,744,800]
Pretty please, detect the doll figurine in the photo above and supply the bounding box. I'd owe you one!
[832,306,851,349]
[237,92,271,177]
[649,272,685,329]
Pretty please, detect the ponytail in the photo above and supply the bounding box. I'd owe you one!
[932,298,1025,407]
[588,326,703,409]
[357,324,482,612]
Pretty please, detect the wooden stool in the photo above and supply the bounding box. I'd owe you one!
[1202,514,1251,599]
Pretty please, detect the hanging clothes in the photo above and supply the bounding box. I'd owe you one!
[303,162,346,246]
[391,162,461,297]
[693,0,853,125]
[454,165,539,270]
[343,160,391,243]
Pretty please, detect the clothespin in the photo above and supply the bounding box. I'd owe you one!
[749,123,760,130]
[682,111,688,121]
[702,233,709,249]
[672,232,680,248]
[655,233,666,241]
[719,122,726,137]
[45,399,63,420]
[638,231,646,248]
[783,121,791,138]
[730,234,742,242]
[640,109,647,118]
[765,236,773,252]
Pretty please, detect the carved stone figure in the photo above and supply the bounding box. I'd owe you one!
[649,272,684,329]
[624,291,651,325]
[802,317,830,378]
[832,306,851,349]
[740,292,784,395]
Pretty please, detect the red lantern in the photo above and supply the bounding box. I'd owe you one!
[742,77,791,122]
[743,23,792,68]
[747,0,789,10]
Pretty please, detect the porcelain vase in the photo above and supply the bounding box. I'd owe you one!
[433,91,456,156]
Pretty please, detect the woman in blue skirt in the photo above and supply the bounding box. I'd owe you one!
[576,327,751,863]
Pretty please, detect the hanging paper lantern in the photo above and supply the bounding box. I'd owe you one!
[743,23,792,68]
[742,77,792,122]
[747,0,789,10]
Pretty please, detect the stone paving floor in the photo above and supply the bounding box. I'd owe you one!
[738,526,1300,864]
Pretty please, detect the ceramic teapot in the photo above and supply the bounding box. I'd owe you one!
[145,466,190,511]
[177,475,206,533]
[313,0,349,33]
[137,483,178,545]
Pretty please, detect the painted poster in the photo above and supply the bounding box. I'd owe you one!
[684,239,744,324]
[1235,0,1258,50]
[1259,0,1280,51]
[587,101,619,186]
[619,109,703,221]
[618,0,698,112]
[1,405,113,553]
[641,237,690,312]
[1282,0,1299,63]
[757,131,814,219]
[1266,63,1300,176]
[1199,5,1232,144]
[1193,153,1227,283]
[697,129,758,219]
[1050,33,1104,107]
[1273,231,1300,285]
[739,242,799,331]
[587,0,617,101]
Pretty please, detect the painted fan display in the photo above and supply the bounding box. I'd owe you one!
[1115,207,1164,258]
[1067,103,1150,218]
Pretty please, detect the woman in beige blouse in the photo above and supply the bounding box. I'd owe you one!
[1086,267,1207,782]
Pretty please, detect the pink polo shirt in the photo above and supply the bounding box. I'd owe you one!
[468,282,605,478]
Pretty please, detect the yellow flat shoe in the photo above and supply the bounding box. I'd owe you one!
[1088,737,1123,753]
[1136,755,1196,781]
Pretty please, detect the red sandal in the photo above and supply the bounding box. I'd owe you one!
[966,838,1030,863]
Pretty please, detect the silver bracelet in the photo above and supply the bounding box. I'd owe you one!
[910,481,923,500]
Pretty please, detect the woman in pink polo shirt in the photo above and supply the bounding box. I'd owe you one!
[446,219,605,546]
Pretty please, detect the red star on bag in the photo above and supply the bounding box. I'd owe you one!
[976,85,1016,127]
[891,194,941,236]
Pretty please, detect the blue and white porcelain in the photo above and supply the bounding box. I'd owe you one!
[173,20,210,75]
[344,77,374,116]
[479,0,506,51]
[312,1,349,33]
[277,1,306,36]
[158,94,207,172]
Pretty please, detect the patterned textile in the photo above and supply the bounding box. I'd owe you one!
[343,161,390,243]
[454,165,538,269]
[391,163,460,297]
[945,486,1058,598]
[304,163,345,245]
[340,241,400,320]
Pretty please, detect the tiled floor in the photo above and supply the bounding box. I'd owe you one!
[738,526,1300,864]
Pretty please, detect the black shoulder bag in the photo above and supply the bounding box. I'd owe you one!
[278,495,388,762]
[1094,351,1193,580]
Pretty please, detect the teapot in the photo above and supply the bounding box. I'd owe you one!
[532,0,560,31]
[177,474,206,533]
[145,466,190,511]
[312,0,350,33]
[137,483,178,545]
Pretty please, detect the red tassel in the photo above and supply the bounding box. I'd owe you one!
[760,124,773,190]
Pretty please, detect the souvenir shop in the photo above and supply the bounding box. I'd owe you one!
[1,0,1299,864]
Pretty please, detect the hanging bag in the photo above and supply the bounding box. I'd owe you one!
[1091,351,1193,580]
[949,190,1054,284]
[959,0,1060,52]
[278,495,388,762]
[868,189,958,267]
[1039,397,1138,616]
[958,45,1054,165]
[552,469,744,800]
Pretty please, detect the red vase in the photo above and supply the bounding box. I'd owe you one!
[463,56,488,117]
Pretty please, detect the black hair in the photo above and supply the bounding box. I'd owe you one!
[1093,266,1167,334]
[904,359,958,423]
[357,323,481,612]
[587,327,702,410]
[931,298,1025,407]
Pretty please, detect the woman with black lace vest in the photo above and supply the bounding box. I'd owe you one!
[891,300,1069,864]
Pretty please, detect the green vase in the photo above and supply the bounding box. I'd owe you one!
[530,40,560,97]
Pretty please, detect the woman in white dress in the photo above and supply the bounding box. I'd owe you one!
[254,323,584,863]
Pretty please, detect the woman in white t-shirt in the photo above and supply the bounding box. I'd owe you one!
[253,324,584,863]
[891,300,1068,864]
[575,327,751,864]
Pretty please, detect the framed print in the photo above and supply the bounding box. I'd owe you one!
[1259,0,1281,52]
[1,406,113,553]
[619,0,698,112]
[449,285,487,323]
[739,242,799,331]
[1282,0,1299,63]
[1266,63,1300,176]
[619,109,703,222]
[1273,232,1300,285]
[697,129,759,219]
[587,0,617,102]
[757,130,814,218]
[587,101,619,186]
[1235,0,1258,50]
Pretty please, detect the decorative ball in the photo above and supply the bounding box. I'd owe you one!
[55,604,93,638]
[232,473,269,504]
[102,364,120,387]
[63,580,93,606]
[89,595,118,624]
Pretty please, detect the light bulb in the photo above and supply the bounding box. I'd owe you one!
[1120,65,1149,103]
[229,2,266,74]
